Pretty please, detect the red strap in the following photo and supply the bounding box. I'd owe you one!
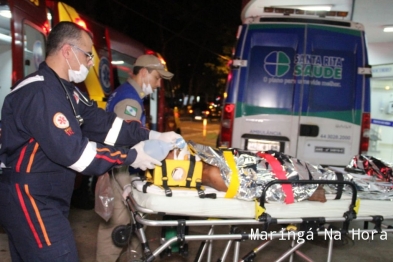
[257,152,294,204]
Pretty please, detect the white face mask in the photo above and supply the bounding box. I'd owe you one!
[142,82,153,95]
[66,49,90,83]
[68,64,89,83]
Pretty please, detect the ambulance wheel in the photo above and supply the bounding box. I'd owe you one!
[112,224,134,247]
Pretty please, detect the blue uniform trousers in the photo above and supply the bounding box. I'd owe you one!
[0,169,79,261]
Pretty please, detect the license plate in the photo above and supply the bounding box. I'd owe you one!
[246,139,280,152]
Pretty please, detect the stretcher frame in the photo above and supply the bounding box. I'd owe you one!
[123,179,393,262]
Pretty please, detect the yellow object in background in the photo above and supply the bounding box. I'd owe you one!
[203,119,207,138]
[58,2,106,109]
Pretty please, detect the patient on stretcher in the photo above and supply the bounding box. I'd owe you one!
[165,144,328,203]
[149,142,393,203]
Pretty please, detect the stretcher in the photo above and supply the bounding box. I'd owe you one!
[120,170,393,262]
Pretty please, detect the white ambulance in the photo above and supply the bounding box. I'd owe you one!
[218,0,371,166]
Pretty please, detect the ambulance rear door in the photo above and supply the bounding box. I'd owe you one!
[295,22,369,166]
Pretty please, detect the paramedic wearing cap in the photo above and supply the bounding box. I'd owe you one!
[0,22,180,261]
[96,54,174,262]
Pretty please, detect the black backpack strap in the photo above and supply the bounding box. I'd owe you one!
[186,156,216,199]
[161,160,172,197]
[196,178,204,198]
[196,179,216,199]
[334,171,344,199]
[185,155,196,188]
[142,181,153,193]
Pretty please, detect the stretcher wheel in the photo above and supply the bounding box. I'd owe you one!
[112,224,134,247]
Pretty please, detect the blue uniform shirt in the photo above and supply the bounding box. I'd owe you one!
[106,79,147,174]
[106,80,146,125]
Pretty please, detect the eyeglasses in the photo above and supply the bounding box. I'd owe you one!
[69,43,94,62]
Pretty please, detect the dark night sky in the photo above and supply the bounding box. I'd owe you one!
[61,0,243,98]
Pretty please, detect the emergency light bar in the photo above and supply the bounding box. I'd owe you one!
[383,26,393,32]
[297,6,332,11]
[264,7,348,18]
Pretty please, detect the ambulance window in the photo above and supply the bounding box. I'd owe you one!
[307,49,355,112]
[111,49,138,88]
[0,3,12,118]
[23,23,45,76]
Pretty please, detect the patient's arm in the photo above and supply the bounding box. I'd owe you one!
[202,164,228,192]
[166,150,228,192]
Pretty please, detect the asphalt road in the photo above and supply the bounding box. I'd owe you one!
[179,119,220,148]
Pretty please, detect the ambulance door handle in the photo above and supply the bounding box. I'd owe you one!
[299,124,319,137]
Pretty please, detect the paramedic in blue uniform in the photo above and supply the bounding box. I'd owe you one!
[0,21,182,261]
[96,54,174,261]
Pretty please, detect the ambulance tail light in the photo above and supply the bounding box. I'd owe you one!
[359,112,370,154]
[219,103,235,147]
[43,21,50,34]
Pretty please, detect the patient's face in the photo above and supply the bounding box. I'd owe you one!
[166,150,176,160]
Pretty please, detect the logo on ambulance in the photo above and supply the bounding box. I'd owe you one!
[264,51,291,77]
[99,57,111,94]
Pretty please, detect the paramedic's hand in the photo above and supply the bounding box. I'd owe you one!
[122,184,132,200]
[149,130,182,147]
[130,141,162,171]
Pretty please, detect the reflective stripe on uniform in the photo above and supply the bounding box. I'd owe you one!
[104,117,123,146]
[24,184,51,246]
[12,75,45,92]
[68,141,97,172]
